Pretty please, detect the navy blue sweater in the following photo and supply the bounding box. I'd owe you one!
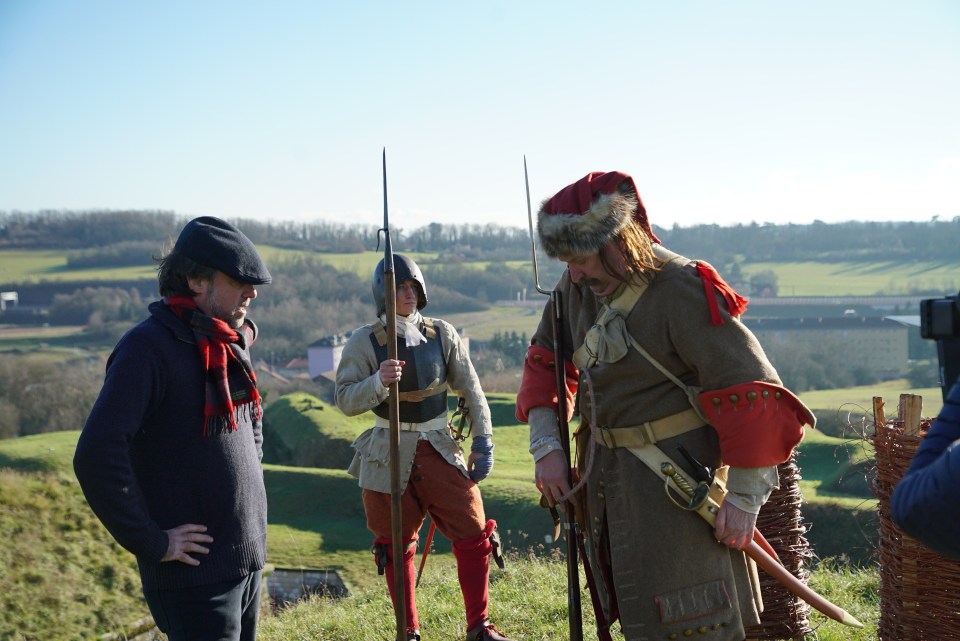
[891,379,960,559]
[74,301,267,590]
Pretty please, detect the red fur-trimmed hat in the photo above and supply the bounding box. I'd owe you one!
[537,171,661,257]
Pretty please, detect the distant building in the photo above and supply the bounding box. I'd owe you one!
[307,333,351,380]
[743,316,912,378]
[0,292,17,311]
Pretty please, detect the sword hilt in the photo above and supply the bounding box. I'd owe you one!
[661,462,710,512]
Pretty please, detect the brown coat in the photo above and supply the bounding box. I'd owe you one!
[530,247,787,641]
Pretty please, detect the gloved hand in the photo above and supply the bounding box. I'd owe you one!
[468,434,495,482]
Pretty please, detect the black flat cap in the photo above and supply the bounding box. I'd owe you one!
[174,216,272,285]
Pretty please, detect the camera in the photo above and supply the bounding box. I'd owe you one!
[920,295,960,341]
[920,292,960,400]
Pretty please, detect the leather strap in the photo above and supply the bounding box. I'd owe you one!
[396,380,448,402]
[594,408,705,449]
[625,443,726,527]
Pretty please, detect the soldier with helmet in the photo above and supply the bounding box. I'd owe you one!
[335,254,513,641]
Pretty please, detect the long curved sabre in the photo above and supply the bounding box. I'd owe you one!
[656,456,863,628]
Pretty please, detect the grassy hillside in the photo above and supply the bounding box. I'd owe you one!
[0,385,917,639]
[0,433,146,641]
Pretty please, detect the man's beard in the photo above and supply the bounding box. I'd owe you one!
[211,303,247,329]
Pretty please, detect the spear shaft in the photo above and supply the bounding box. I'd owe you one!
[525,156,584,641]
[381,148,406,641]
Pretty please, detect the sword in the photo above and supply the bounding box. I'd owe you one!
[674,445,782,563]
[658,458,864,628]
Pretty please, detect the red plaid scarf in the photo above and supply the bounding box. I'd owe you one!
[167,296,263,435]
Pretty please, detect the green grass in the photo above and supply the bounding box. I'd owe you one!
[800,378,943,427]
[742,260,960,296]
[267,250,439,276]
[0,249,157,283]
[257,551,879,641]
[0,435,147,640]
[0,247,440,284]
[444,306,543,341]
[0,388,909,639]
[262,393,370,469]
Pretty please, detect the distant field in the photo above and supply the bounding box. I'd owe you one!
[799,378,942,420]
[445,305,542,341]
[0,249,157,283]
[0,247,444,283]
[284,250,439,276]
[742,260,960,296]
[4,246,959,296]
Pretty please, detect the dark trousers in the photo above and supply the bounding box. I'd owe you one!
[143,570,262,641]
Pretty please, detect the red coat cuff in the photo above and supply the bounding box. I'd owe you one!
[516,345,579,423]
[698,382,813,466]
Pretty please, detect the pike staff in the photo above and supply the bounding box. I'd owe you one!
[524,156,584,641]
[378,147,406,641]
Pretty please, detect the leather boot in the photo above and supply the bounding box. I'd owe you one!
[374,536,419,635]
[465,620,514,641]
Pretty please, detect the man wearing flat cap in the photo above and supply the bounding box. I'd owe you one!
[75,216,272,641]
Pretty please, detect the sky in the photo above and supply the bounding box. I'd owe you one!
[1,1,958,233]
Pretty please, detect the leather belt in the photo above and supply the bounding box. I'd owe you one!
[595,408,706,449]
[375,414,448,433]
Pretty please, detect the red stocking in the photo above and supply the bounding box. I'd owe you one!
[374,536,419,634]
[452,520,496,630]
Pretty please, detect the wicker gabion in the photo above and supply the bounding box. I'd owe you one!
[872,416,960,641]
[743,455,813,640]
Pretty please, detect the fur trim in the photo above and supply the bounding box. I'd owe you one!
[537,191,638,257]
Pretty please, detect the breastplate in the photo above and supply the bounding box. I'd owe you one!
[370,322,447,423]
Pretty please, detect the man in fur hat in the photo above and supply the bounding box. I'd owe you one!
[75,216,271,641]
[335,254,512,641]
[516,172,815,641]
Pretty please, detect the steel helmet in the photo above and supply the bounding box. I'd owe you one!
[372,254,428,316]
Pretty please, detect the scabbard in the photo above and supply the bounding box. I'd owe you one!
[629,444,863,628]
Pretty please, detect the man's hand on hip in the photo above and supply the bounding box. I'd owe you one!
[162,523,213,566]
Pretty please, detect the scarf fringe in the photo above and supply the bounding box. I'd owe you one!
[203,400,263,436]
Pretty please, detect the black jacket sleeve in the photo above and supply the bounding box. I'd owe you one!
[891,379,960,559]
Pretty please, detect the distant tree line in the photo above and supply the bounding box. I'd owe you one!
[660,218,960,267]
[0,354,103,439]
[5,209,959,267]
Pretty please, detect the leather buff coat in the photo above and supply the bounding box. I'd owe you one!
[519,247,804,641]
